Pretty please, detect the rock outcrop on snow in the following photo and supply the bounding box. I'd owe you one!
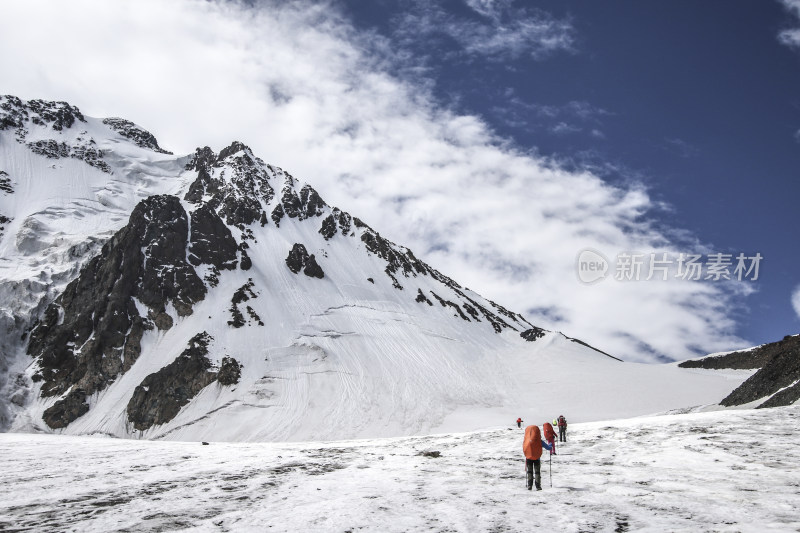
[680,335,800,408]
[126,332,218,431]
[27,195,208,428]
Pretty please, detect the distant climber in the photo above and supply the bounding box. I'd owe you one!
[543,422,557,455]
[522,425,552,491]
[516,417,523,428]
[557,415,567,442]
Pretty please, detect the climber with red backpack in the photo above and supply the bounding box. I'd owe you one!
[516,417,523,428]
[522,425,553,490]
[557,415,568,442]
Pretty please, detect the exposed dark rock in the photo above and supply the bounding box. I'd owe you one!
[217,356,243,386]
[352,216,533,333]
[27,139,70,158]
[285,243,325,278]
[0,170,12,194]
[299,185,326,219]
[184,146,217,173]
[679,335,800,370]
[188,204,239,271]
[204,266,221,288]
[286,243,309,274]
[720,338,800,408]
[418,450,441,458]
[184,142,274,229]
[320,214,337,240]
[28,195,206,428]
[26,138,111,173]
[758,381,800,409]
[271,203,285,227]
[337,209,353,236]
[42,388,89,429]
[521,327,546,342]
[25,99,85,131]
[564,335,621,361]
[0,95,27,131]
[0,96,85,133]
[228,279,262,328]
[216,140,250,161]
[246,306,263,325]
[367,277,374,284]
[430,291,469,321]
[126,332,217,431]
[415,289,433,306]
[0,213,10,238]
[0,97,111,172]
[281,183,327,221]
[319,208,353,240]
[239,246,252,271]
[304,255,325,279]
[102,117,172,154]
[462,303,480,321]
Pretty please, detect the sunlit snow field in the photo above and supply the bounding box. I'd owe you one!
[1,405,798,532]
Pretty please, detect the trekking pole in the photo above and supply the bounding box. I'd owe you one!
[549,452,552,488]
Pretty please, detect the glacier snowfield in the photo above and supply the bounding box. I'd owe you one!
[1,405,798,532]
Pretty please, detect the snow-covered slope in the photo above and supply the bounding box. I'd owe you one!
[0,96,753,441]
[2,405,798,532]
[0,96,188,427]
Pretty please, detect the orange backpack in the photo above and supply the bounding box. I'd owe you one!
[523,425,543,460]
[543,422,556,442]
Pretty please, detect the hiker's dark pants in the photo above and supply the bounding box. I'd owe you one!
[526,459,541,490]
[517,422,521,428]
[559,427,566,442]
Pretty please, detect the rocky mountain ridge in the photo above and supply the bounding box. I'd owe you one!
[0,96,762,441]
[679,335,800,408]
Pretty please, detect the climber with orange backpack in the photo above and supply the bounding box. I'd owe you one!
[522,425,553,491]
[543,422,557,455]
[542,422,557,487]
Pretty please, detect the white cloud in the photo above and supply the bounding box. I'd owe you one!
[0,0,749,362]
[792,285,800,320]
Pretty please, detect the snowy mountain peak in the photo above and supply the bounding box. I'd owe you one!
[0,96,752,441]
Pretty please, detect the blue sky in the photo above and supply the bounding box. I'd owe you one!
[341,0,800,346]
[1,0,798,361]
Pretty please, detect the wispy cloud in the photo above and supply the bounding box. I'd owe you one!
[792,285,800,321]
[551,121,582,135]
[393,0,575,62]
[663,138,699,158]
[0,0,749,362]
[778,0,800,49]
[492,93,611,138]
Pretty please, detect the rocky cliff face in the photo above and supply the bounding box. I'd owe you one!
[680,335,800,408]
[126,332,218,432]
[26,194,221,428]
